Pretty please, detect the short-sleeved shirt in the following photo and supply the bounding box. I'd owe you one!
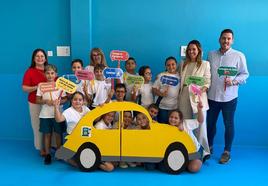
[88,79,111,107]
[62,106,90,134]
[22,67,46,104]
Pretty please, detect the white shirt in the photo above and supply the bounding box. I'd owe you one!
[62,106,90,134]
[182,119,200,150]
[95,119,112,129]
[88,79,111,107]
[153,72,180,110]
[138,83,154,107]
[36,86,66,118]
[208,48,249,102]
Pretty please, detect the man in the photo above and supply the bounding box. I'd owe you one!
[207,29,249,164]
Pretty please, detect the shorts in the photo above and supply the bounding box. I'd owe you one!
[39,118,66,134]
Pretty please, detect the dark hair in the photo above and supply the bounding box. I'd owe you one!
[125,57,136,65]
[138,65,150,76]
[115,83,127,92]
[44,64,57,73]
[165,56,177,66]
[71,59,84,67]
[70,91,85,102]
[169,109,184,121]
[94,64,105,72]
[30,48,48,68]
[220,29,234,38]
[184,40,202,70]
[148,103,159,111]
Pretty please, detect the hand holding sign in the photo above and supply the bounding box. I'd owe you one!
[217,66,238,91]
[125,74,144,88]
[39,82,57,100]
[103,68,124,89]
[110,50,129,68]
[56,77,77,98]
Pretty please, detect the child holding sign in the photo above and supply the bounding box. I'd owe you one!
[131,66,154,108]
[86,64,114,109]
[153,56,180,124]
[36,64,67,165]
[123,57,138,101]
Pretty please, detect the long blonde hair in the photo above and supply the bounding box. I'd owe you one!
[183,40,202,71]
[89,48,107,67]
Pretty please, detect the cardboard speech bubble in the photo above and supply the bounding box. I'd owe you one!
[160,75,179,86]
[39,82,56,93]
[110,50,129,61]
[189,84,202,96]
[56,77,77,94]
[75,70,94,80]
[62,74,81,84]
[185,76,205,86]
[103,68,123,79]
[125,74,144,87]
[217,66,238,77]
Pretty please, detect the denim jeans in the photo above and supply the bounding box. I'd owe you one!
[207,98,237,152]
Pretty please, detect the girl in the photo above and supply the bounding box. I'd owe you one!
[85,48,107,73]
[132,66,154,108]
[178,40,211,160]
[36,64,67,164]
[54,91,90,135]
[153,56,180,124]
[71,59,86,95]
[22,48,48,156]
[168,101,204,173]
[95,112,116,171]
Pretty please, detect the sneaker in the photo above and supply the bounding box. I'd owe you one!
[44,154,52,165]
[127,162,137,167]
[202,154,210,163]
[219,152,231,164]
[119,162,128,168]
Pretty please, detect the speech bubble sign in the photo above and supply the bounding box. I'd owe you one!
[56,77,77,94]
[103,68,123,79]
[160,75,179,86]
[125,74,144,88]
[189,84,202,96]
[62,74,81,84]
[39,82,56,93]
[217,66,238,77]
[75,70,94,80]
[110,50,129,61]
[185,76,205,86]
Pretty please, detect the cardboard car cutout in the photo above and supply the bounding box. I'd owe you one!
[56,102,200,174]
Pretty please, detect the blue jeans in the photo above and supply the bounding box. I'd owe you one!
[207,98,237,152]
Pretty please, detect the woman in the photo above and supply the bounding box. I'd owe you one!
[22,48,48,156]
[178,40,211,161]
[85,48,107,73]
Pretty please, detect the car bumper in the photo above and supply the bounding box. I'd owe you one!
[55,146,76,160]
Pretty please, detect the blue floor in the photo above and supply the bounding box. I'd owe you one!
[1,139,267,186]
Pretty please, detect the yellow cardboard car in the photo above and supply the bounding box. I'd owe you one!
[56,102,200,174]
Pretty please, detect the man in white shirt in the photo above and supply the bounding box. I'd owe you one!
[207,29,249,164]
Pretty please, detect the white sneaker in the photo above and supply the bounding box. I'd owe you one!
[119,162,128,168]
[127,162,137,167]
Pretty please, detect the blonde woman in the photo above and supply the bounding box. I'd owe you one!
[85,48,107,73]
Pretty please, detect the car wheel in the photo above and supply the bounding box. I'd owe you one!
[162,143,188,174]
[75,143,101,172]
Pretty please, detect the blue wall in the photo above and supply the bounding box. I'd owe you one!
[1,0,267,147]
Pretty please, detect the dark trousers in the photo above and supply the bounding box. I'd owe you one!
[207,98,237,152]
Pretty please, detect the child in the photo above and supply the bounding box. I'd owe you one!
[147,103,159,121]
[168,101,204,173]
[95,112,116,171]
[135,112,150,130]
[54,91,90,135]
[153,56,180,124]
[123,57,138,101]
[36,64,67,165]
[132,66,154,108]
[71,59,86,95]
[86,64,114,109]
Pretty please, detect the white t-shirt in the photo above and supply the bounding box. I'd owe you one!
[88,79,111,107]
[36,86,66,118]
[153,72,180,110]
[182,119,200,150]
[138,83,154,107]
[62,105,90,134]
[95,119,112,129]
